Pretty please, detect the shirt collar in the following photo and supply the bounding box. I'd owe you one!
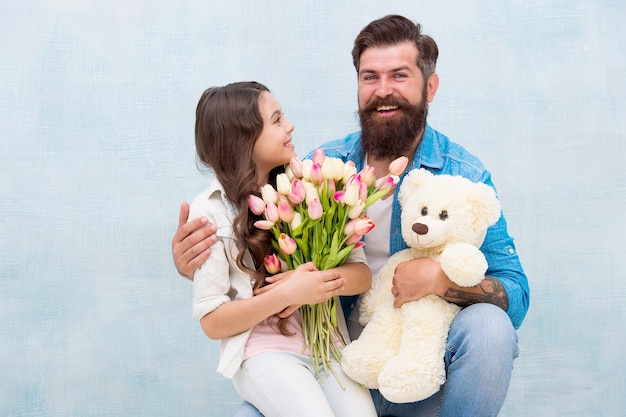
[207,176,238,219]
[411,124,444,171]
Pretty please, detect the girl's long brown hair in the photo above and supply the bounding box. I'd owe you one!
[194,81,290,334]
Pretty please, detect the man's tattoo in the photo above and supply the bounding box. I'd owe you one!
[444,277,508,311]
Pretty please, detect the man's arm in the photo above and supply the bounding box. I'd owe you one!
[391,257,508,311]
[172,202,218,279]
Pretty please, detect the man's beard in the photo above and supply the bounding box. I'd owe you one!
[359,90,428,161]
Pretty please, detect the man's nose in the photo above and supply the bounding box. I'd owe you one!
[375,78,393,97]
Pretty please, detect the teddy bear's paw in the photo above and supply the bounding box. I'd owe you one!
[341,341,391,388]
[439,243,487,287]
[377,356,445,403]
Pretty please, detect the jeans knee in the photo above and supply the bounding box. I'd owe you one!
[448,304,519,361]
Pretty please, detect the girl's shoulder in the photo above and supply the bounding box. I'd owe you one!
[189,177,237,228]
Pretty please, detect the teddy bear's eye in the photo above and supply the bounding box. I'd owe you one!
[421,207,428,216]
[439,210,448,220]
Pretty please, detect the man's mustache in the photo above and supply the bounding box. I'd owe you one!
[362,96,412,113]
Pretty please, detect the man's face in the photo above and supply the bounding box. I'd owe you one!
[357,41,437,160]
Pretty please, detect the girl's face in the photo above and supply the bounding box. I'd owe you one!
[253,92,296,184]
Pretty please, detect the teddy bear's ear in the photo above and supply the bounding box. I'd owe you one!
[398,168,433,206]
[468,182,502,227]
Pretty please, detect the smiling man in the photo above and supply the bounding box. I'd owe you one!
[172,15,529,417]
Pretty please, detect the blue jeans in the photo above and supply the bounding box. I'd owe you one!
[234,304,519,417]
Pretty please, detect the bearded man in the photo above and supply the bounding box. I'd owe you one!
[172,15,529,417]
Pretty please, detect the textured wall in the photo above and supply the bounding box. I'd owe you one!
[1,1,624,416]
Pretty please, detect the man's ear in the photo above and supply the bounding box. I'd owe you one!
[426,73,439,103]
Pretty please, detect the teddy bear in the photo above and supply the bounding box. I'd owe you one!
[340,168,501,403]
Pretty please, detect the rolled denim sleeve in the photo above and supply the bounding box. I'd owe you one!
[481,213,530,329]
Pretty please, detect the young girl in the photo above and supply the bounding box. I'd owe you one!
[189,81,377,417]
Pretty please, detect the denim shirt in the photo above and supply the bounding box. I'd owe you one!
[306,124,530,329]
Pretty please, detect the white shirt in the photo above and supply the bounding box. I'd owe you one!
[347,196,392,339]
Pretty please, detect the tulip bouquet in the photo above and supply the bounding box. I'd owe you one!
[248,148,408,383]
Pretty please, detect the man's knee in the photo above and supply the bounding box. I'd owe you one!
[448,304,518,358]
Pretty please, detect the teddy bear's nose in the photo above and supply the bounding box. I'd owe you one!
[412,223,429,235]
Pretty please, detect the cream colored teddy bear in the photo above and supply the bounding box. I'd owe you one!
[341,168,501,403]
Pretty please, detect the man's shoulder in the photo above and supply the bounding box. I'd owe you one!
[426,126,489,181]
[312,131,362,159]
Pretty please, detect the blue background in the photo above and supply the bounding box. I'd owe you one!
[1,1,625,416]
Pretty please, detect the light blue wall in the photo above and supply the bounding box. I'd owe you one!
[1,1,624,416]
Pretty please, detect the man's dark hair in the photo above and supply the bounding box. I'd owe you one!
[352,14,439,80]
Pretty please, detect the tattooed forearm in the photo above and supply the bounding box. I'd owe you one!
[443,277,508,311]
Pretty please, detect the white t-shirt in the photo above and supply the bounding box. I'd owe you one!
[347,195,393,339]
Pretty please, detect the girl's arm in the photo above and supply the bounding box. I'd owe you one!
[258,257,372,319]
[334,261,371,295]
[200,262,345,340]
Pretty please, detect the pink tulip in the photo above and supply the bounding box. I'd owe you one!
[388,156,409,176]
[359,181,368,201]
[346,233,362,246]
[310,163,323,185]
[346,173,360,186]
[313,148,325,165]
[289,157,303,178]
[278,201,295,222]
[344,219,358,236]
[308,198,323,220]
[263,254,282,274]
[278,233,297,255]
[248,194,266,215]
[354,241,365,249]
[353,218,375,235]
[375,175,398,191]
[254,220,275,230]
[344,218,375,237]
[359,166,376,186]
[333,190,345,204]
[287,179,305,205]
[264,202,279,223]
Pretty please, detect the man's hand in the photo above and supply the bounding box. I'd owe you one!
[391,257,447,308]
[391,257,508,311]
[172,202,217,280]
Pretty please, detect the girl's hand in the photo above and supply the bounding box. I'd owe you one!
[276,305,300,318]
[255,262,345,308]
[254,270,300,317]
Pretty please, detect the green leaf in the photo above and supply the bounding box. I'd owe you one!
[324,204,336,235]
[334,244,355,266]
[323,231,341,270]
